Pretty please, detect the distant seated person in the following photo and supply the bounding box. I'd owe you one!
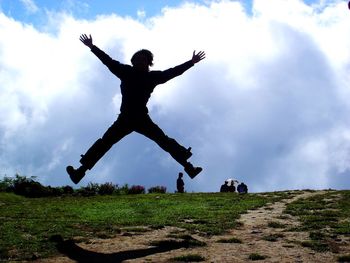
[228,181,236,192]
[237,182,248,194]
[220,181,229,192]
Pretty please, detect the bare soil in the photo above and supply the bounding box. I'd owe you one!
[36,190,350,263]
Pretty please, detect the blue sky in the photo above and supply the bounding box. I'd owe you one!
[1,0,350,193]
[1,0,204,22]
[0,0,322,24]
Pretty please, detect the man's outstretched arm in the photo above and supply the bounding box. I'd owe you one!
[155,50,206,84]
[79,34,126,77]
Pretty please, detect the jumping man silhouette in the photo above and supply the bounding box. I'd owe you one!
[66,34,206,184]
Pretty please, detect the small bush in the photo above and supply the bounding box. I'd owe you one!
[77,182,100,196]
[267,221,285,228]
[1,174,75,197]
[262,233,284,242]
[46,186,64,196]
[217,237,242,243]
[248,253,267,260]
[128,185,145,194]
[171,254,205,262]
[0,176,15,192]
[98,182,117,195]
[61,185,74,195]
[301,240,330,252]
[12,175,50,198]
[148,186,167,194]
[117,184,129,195]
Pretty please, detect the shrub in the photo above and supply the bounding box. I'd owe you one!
[12,175,50,198]
[117,184,129,195]
[98,182,117,195]
[217,237,242,243]
[0,176,14,192]
[128,185,145,194]
[61,185,74,195]
[267,221,285,228]
[77,182,100,196]
[1,174,71,197]
[248,253,267,260]
[46,186,64,196]
[171,254,205,262]
[148,186,167,194]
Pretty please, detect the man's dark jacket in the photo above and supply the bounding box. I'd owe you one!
[90,46,194,116]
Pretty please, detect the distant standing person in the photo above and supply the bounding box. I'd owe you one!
[177,172,185,193]
[66,34,206,184]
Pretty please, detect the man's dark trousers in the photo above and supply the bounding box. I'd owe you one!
[80,113,189,170]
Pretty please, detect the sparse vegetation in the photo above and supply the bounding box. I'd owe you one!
[0,174,168,197]
[284,190,350,253]
[248,253,267,260]
[267,221,286,228]
[148,185,167,193]
[216,237,243,243]
[150,235,206,248]
[262,233,284,242]
[301,240,330,252]
[127,185,146,194]
[171,254,205,262]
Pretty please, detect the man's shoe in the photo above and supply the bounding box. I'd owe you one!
[66,166,85,184]
[184,164,202,179]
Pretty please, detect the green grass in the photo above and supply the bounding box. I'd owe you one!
[267,221,286,228]
[284,190,350,252]
[0,191,273,261]
[1,190,348,261]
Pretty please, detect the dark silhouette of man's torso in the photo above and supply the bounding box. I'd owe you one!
[91,46,194,116]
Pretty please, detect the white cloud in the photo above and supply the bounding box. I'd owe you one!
[20,0,39,14]
[137,9,146,19]
[1,0,350,192]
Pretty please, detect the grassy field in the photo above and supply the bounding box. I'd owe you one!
[284,190,350,254]
[0,190,349,261]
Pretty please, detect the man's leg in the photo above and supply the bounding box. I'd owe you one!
[67,115,132,184]
[135,115,202,178]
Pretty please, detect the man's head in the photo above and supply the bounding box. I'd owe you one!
[131,49,153,71]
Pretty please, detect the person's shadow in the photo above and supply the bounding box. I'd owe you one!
[50,235,192,263]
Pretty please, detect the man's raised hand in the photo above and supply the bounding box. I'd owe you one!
[79,34,93,48]
[192,50,206,64]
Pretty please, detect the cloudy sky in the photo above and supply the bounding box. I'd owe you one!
[1,0,350,193]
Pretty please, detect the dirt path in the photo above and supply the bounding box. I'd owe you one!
[38,190,348,263]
